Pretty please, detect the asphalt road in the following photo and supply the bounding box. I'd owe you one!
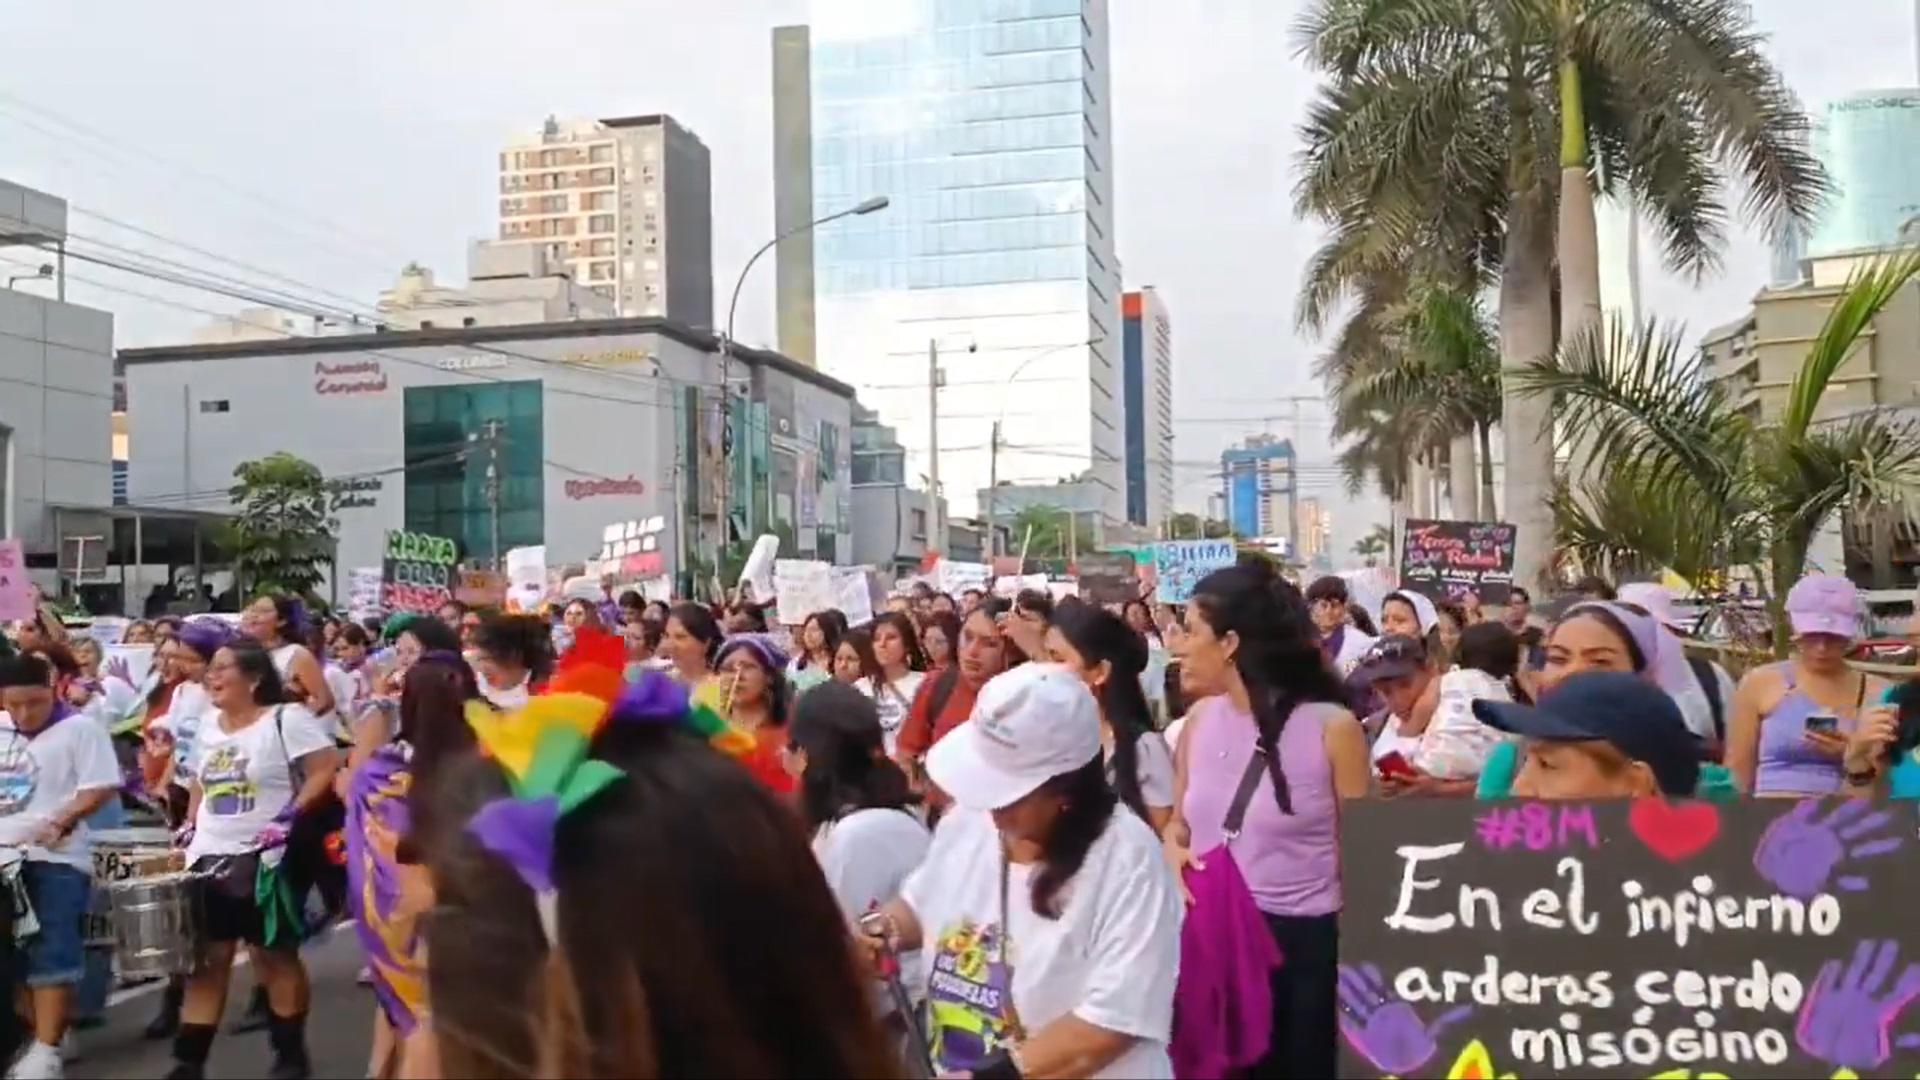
[72,929,373,1079]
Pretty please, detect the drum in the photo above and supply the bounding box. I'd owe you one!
[88,829,175,948]
[106,872,208,979]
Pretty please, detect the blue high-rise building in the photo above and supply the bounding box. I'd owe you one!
[1807,88,1920,259]
[1121,288,1172,529]
[773,0,1124,525]
[1221,437,1297,552]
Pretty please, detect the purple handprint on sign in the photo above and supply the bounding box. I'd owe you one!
[1754,800,1902,898]
[1797,940,1920,1070]
[1337,963,1471,1075]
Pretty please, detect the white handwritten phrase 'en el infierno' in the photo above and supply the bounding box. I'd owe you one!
[1377,842,1845,1071]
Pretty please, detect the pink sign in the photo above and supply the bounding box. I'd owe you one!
[0,539,31,622]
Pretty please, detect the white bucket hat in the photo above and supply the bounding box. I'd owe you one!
[925,663,1102,811]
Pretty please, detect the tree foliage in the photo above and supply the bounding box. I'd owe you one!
[228,452,336,599]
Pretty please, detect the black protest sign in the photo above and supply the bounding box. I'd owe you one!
[1077,551,1139,604]
[1398,519,1517,604]
[1338,798,1920,1079]
[381,529,458,615]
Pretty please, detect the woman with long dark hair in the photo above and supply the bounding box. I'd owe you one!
[469,613,554,710]
[419,676,900,1078]
[920,611,962,673]
[170,639,341,1079]
[1163,560,1369,1077]
[347,652,479,1080]
[834,628,882,687]
[662,603,723,686]
[862,663,1182,1077]
[241,594,336,720]
[789,610,846,692]
[782,682,927,995]
[867,612,927,756]
[1047,603,1175,833]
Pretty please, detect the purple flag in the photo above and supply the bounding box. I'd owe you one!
[345,745,426,1035]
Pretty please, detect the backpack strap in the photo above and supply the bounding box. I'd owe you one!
[1687,657,1725,742]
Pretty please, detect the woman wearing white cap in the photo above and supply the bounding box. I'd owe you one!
[1727,574,1888,796]
[861,663,1182,1079]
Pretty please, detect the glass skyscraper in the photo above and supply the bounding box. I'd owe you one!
[778,0,1123,525]
[1807,88,1920,259]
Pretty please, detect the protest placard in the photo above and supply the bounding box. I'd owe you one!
[773,559,834,626]
[1152,539,1235,604]
[346,567,384,624]
[381,529,458,615]
[1076,551,1138,604]
[831,566,875,626]
[935,559,990,596]
[454,569,509,608]
[739,534,779,604]
[1397,519,1518,604]
[504,546,547,612]
[1338,798,1920,1078]
[0,539,30,622]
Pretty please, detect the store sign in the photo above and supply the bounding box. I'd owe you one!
[436,354,510,372]
[561,347,650,366]
[1835,95,1918,112]
[565,475,645,500]
[326,476,383,511]
[314,359,388,396]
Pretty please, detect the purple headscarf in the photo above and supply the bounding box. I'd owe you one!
[1562,601,1696,703]
[715,632,790,675]
[175,618,234,663]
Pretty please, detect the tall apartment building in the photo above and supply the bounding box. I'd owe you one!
[496,115,713,325]
[1122,288,1173,530]
[773,0,1125,526]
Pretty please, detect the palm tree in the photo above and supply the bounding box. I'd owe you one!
[1515,249,1920,650]
[1295,0,1826,591]
[1353,523,1393,567]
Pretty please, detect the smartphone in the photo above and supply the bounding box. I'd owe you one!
[1376,751,1418,780]
[1805,713,1839,735]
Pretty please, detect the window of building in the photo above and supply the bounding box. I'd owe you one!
[642,258,659,273]
[198,400,230,414]
[589,261,615,281]
[582,191,611,211]
[589,214,616,234]
[403,381,544,561]
[589,144,612,163]
[590,239,615,256]
[420,321,435,329]
[910,508,927,540]
[642,190,658,208]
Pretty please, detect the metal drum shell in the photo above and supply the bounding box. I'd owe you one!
[106,871,209,979]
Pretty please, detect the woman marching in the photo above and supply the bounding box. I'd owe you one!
[1045,602,1176,833]
[168,639,341,1080]
[701,634,796,794]
[866,612,928,757]
[241,594,336,722]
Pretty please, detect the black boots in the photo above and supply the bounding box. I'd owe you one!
[166,1022,215,1080]
[145,978,184,1040]
[266,1011,311,1080]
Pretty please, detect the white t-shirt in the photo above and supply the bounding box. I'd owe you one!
[1329,627,1377,678]
[1105,731,1175,812]
[0,710,123,871]
[868,672,926,756]
[157,682,214,773]
[1370,713,1421,767]
[813,808,931,1009]
[902,808,1182,1079]
[186,705,334,864]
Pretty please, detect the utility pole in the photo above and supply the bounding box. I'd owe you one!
[927,339,943,557]
[479,419,504,570]
[985,420,1000,557]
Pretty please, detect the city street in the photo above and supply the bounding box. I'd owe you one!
[75,930,371,1079]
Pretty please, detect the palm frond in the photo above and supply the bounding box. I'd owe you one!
[1782,248,1920,436]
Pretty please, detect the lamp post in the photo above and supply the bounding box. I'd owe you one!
[5,264,52,290]
[715,195,888,574]
[983,337,1102,556]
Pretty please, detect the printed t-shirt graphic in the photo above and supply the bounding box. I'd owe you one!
[200,744,258,815]
[927,917,1017,1071]
[0,739,41,814]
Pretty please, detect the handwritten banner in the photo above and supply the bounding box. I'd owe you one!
[1152,539,1235,604]
[935,559,990,597]
[773,559,834,626]
[1397,519,1517,604]
[1337,798,1920,1078]
[381,530,458,616]
[831,566,876,627]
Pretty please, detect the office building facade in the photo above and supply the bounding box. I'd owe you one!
[1121,288,1172,530]
[776,0,1124,528]
[1807,89,1920,259]
[1222,436,1297,551]
[497,115,713,325]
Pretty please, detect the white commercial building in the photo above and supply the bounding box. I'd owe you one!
[774,0,1125,528]
[121,319,857,593]
[375,241,617,330]
[497,114,713,325]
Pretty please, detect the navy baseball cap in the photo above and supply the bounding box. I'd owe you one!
[1471,671,1699,796]
[1350,634,1427,685]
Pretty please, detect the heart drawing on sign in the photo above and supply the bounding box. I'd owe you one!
[1628,798,1721,861]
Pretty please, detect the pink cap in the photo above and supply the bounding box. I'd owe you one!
[1785,574,1859,640]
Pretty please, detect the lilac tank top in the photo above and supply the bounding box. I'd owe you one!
[1182,695,1341,917]
[1754,663,1858,796]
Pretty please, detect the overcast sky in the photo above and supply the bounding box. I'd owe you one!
[2,0,1915,529]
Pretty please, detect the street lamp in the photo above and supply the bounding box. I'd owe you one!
[5,264,52,290]
[715,195,889,564]
[984,337,1103,556]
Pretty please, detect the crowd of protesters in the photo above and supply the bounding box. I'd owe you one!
[0,556,1912,1078]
